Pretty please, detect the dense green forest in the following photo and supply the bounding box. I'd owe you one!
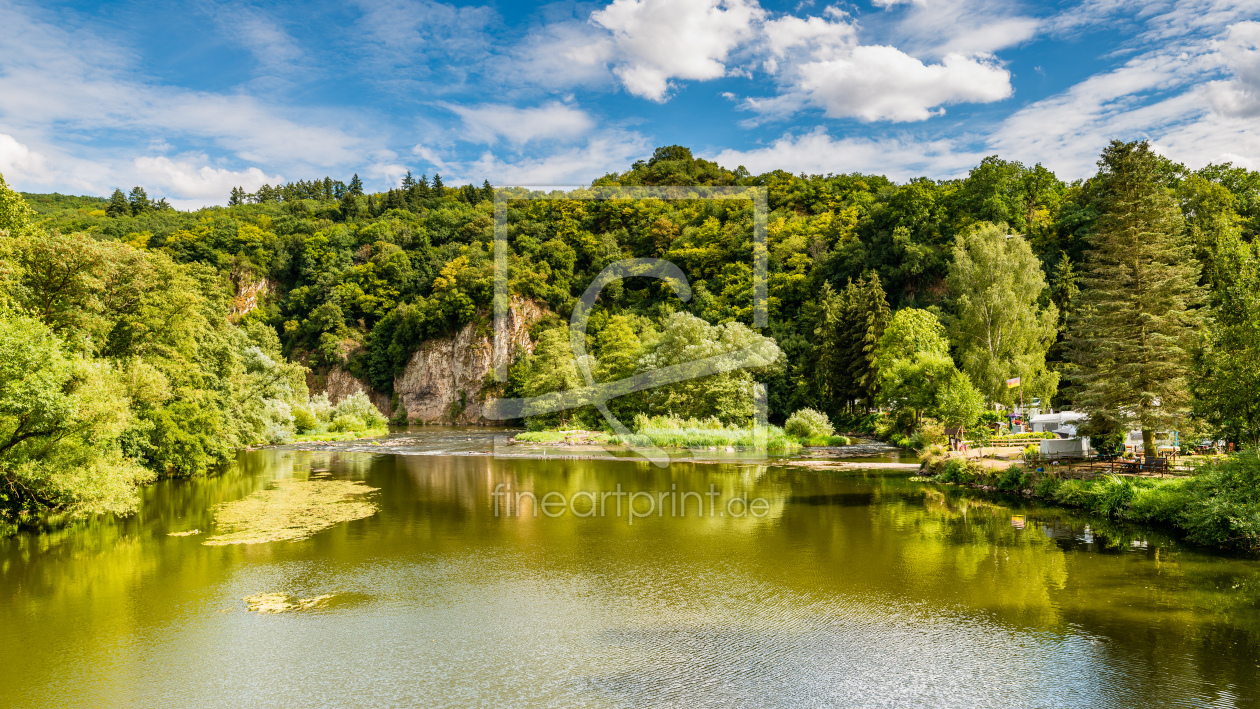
[3,141,1260,525]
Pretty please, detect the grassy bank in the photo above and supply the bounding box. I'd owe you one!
[513,430,611,445]
[513,415,804,453]
[918,450,1260,552]
[796,435,852,447]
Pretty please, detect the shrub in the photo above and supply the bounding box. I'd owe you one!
[1128,479,1191,525]
[308,393,335,423]
[938,458,977,484]
[330,414,366,432]
[1023,444,1041,460]
[996,465,1029,492]
[1033,475,1061,498]
[1052,479,1092,507]
[618,414,799,452]
[1178,451,1260,550]
[292,406,318,433]
[334,391,387,429]
[1089,475,1135,517]
[785,408,835,438]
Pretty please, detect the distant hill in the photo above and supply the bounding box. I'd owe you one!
[20,192,108,217]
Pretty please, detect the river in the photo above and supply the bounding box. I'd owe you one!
[2,429,1258,708]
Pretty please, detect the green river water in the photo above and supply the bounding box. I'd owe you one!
[2,429,1259,708]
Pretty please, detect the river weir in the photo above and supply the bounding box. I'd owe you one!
[2,428,1258,707]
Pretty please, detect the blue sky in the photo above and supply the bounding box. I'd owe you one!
[1,0,1258,207]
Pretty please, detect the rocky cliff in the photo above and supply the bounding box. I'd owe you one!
[393,297,546,424]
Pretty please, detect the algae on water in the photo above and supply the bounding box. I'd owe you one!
[244,592,335,613]
[204,479,378,545]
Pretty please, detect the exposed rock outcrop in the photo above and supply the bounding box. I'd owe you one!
[230,275,271,319]
[306,365,391,415]
[394,297,546,424]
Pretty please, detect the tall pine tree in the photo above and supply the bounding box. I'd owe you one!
[105,188,130,217]
[1068,141,1205,456]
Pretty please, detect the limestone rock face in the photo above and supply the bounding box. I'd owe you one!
[394,297,546,424]
[230,276,270,318]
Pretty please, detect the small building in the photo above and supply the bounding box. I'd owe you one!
[1028,410,1087,437]
[1040,437,1092,458]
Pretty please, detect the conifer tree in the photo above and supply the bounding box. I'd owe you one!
[431,173,444,195]
[348,174,364,197]
[106,188,130,217]
[1068,141,1205,456]
[127,186,150,215]
[855,275,891,406]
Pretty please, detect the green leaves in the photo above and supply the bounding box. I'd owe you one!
[946,223,1059,406]
[0,313,152,519]
[1069,141,1207,448]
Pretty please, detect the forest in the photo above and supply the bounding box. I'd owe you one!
[3,141,1260,526]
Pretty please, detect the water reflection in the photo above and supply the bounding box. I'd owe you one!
[1,438,1259,708]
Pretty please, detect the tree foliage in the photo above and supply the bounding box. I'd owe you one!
[946,222,1058,406]
[1067,141,1206,454]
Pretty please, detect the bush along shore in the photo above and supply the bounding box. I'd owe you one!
[917,450,1260,552]
[513,415,833,453]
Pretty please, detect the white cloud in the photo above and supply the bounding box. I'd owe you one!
[0,2,373,197]
[795,47,1012,122]
[873,0,1040,57]
[512,21,615,89]
[460,131,652,185]
[591,0,765,101]
[351,0,496,76]
[707,128,984,180]
[1205,20,1260,117]
[215,5,306,79]
[446,102,596,145]
[749,9,1013,122]
[134,156,282,205]
[987,7,1260,179]
[0,133,52,183]
[762,9,856,62]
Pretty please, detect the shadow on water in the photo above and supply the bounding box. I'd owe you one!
[1,429,1259,708]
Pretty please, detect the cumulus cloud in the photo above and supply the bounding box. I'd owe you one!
[134,156,282,203]
[460,130,652,185]
[707,128,984,181]
[0,133,53,183]
[591,0,765,101]
[0,2,373,197]
[750,9,1013,122]
[512,21,615,89]
[1205,21,1260,117]
[795,47,1012,122]
[446,102,596,145]
[986,9,1260,179]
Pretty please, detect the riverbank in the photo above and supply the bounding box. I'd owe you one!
[289,427,390,443]
[917,451,1260,553]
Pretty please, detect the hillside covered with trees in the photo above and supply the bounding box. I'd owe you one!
[3,141,1260,525]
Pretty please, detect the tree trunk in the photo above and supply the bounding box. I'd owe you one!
[1142,428,1155,459]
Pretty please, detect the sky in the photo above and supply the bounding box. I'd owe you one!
[0,0,1258,208]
